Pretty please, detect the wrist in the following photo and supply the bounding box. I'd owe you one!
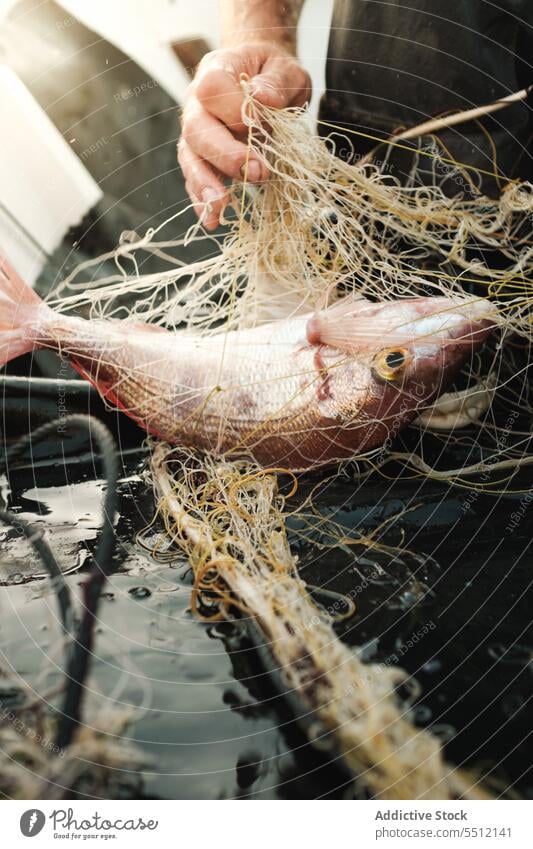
[221,34,296,57]
[222,32,297,54]
[220,2,300,54]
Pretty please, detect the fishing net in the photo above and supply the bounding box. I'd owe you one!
[0,706,144,800]
[47,82,533,483]
[37,84,533,797]
[50,82,533,335]
[147,443,492,799]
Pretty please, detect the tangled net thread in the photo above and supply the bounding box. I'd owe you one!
[47,90,533,797]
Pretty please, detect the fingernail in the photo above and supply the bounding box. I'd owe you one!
[241,159,262,182]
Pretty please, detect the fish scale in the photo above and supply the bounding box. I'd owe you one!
[0,256,495,470]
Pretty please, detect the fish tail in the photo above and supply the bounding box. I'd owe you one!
[0,254,49,366]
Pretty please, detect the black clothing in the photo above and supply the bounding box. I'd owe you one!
[319,0,533,193]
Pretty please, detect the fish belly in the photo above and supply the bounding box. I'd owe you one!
[58,319,377,469]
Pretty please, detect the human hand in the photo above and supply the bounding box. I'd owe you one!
[178,42,311,229]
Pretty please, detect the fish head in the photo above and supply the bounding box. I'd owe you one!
[308,295,497,439]
[363,296,496,405]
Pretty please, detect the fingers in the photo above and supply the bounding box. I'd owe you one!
[250,58,312,110]
[194,55,251,134]
[182,100,268,183]
[178,45,313,227]
[179,98,268,230]
[195,50,311,127]
[177,139,228,230]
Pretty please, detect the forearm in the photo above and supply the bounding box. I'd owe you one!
[220,0,304,53]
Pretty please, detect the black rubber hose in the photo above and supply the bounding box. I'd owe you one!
[2,414,119,570]
[1,414,120,750]
[54,417,120,750]
[0,509,72,633]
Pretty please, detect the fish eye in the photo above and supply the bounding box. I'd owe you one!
[385,350,405,369]
[374,348,409,381]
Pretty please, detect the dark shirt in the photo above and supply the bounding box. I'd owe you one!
[318,0,533,193]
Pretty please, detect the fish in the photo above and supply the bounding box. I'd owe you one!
[0,256,495,471]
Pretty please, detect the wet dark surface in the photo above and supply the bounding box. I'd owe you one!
[0,410,531,799]
[0,433,357,800]
[292,472,533,797]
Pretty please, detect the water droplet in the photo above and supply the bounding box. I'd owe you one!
[422,658,442,674]
[488,642,533,666]
[355,638,380,662]
[8,573,25,585]
[129,586,151,599]
[431,723,455,742]
[413,704,432,723]
[399,590,418,607]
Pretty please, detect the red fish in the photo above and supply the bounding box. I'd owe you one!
[0,257,494,470]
